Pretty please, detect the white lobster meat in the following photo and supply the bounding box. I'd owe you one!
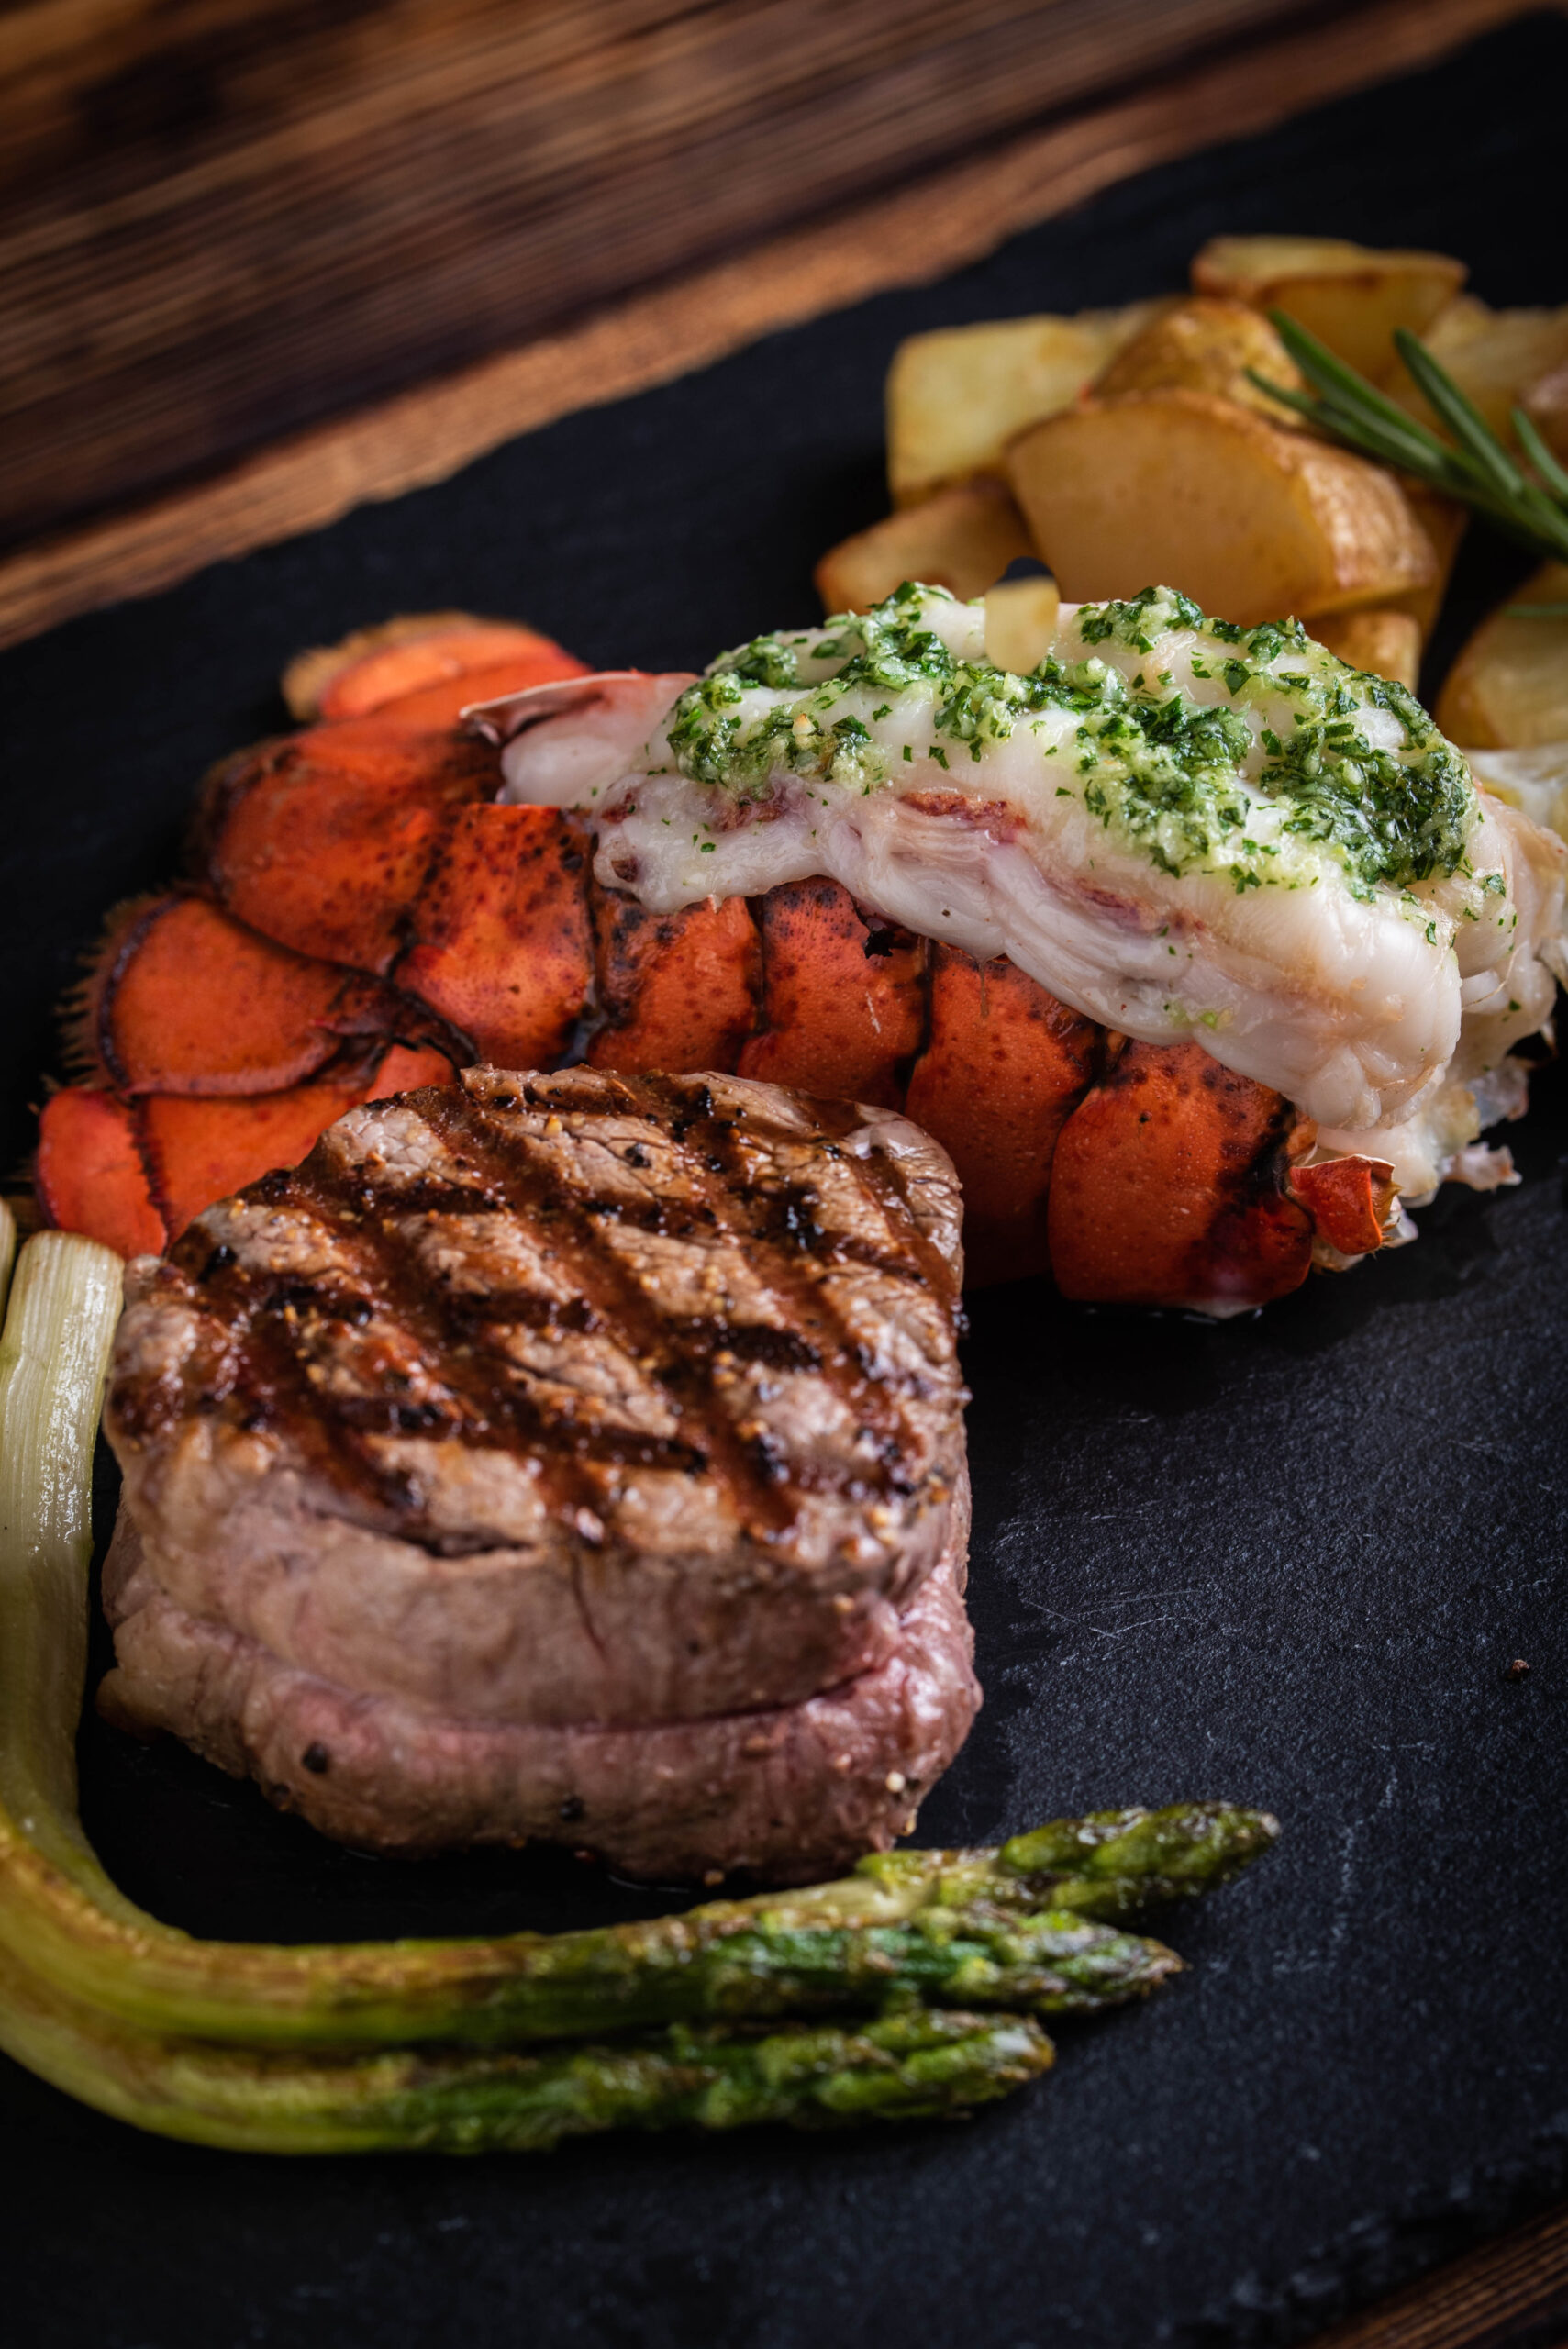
[471,584,1567,1163]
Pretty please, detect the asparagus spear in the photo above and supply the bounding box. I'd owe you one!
[6,1801,1211,2046]
[6,1794,1273,2048]
[0,1932,1051,2154]
[0,1227,1273,2152]
[0,1230,1273,2048]
[998,1803,1281,1918]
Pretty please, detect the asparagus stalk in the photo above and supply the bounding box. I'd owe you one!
[0,1228,1273,2152]
[0,1228,1272,2047]
[0,1233,124,1893]
[6,1798,1271,2049]
[0,1932,1051,2154]
[5,1807,1202,2046]
[998,1803,1281,1917]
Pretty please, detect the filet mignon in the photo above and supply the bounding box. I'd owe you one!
[100,1490,977,1884]
[106,1066,968,1724]
[101,1065,978,1877]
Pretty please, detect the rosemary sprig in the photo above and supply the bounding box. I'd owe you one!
[1249,315,1568,570]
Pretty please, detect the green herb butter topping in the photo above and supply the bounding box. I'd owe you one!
[660,582,1477,903]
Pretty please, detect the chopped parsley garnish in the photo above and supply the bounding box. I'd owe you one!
[662,581,1478,897]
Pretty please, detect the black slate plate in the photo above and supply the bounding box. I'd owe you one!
[4,17,1568,2346]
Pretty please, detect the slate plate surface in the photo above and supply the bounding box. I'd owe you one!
[3,17,1567,2345]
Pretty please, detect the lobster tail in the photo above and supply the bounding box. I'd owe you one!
[39,616,1406,1309]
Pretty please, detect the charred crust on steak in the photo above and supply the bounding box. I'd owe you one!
[104,1067,968,1733]
[115,1066,962,1552]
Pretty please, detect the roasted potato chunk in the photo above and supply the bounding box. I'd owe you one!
[983,576,1061,674]
[1310,608,1421,691]
[1191,235,1465,382]
[1467,744,1568,842]
[1007,389,1437,625]
[1436,563,1568,747]
[814,481,1034,614]
[1388,295,1568,444]
[1523,359,1568,465]
[1391,486,1465,639]
[1094,296,1304,423]
[885,302,1165,507]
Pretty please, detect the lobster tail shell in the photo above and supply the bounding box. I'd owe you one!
[394,803,594,1068]
[737,880,927,1108]
[39,616,1397,1309]
[1047,1041,1314,1316]
[906,948,1102,1288]
[586,891,760,1074]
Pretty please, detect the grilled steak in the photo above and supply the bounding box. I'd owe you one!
[105,1066,969,1731]
[100,1487,977,1882]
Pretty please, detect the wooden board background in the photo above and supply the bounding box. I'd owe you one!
[0,0,1552,649]
[2,0,1315,551]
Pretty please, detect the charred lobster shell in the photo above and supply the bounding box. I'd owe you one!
[39,616,1396,1310]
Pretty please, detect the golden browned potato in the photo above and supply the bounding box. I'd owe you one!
[1388,295,1568,443]
[1093,296,1304,422]
[1310,607,1421,690]
[814,481,1035,614]
[885,302,1165,507]
[1435,562,1568,747]
[983,576,1061,673]
[1523,358,1568,464]
[1006,389,1437,625]
[1390,485,1465,639]
[1191,235,1465,382]
[1466,744,1568,842]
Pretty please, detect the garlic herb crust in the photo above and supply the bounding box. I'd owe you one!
[490,584,1567,1155]
[670,583,1476,903]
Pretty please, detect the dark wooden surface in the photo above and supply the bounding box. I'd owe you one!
[1,0,1314,550]
[0,0,1541,647]
[1316,2200,1568,2347]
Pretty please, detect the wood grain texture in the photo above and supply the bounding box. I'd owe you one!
[0,0,1546,651]
[1314,2200,1568,2348]
[1,0,1309,549]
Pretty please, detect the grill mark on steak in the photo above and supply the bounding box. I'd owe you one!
[655,1072,962,1312]
[152,1069,957,1552]
[552,1078,962,1473]
[414,1082,804,1532]
[485,1076,951,1515]
[260,1148,716,1520]
[160,1179,687,1533]
[611,1072,955,1497]
[628,1077,932,1490]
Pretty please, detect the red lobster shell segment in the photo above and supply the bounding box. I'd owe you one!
[906,948,1102,1289]
[1047,1041,1314,1314]
[201,720,499,974]
[737,879,926,1109]
[79,893,452,1097]
[394,802,594,1070]
[36,1089,166,1260]
[41,614,1394,1308]
[586,893,760,1075]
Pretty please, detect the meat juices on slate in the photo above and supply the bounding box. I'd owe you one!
[100,1064,978,1879]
